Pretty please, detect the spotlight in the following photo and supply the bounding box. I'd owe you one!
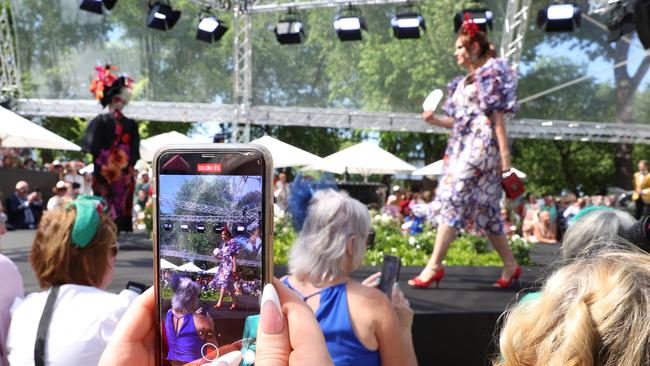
[537,3,581,32]
[147,1,181,31]
[334,6,367,41]
[162,222,173,231]
[391,6,426,39]
[635,0,650,49]
[213,223,225,233]
[196,223,206,233]
[79,0,118,14]
[454,8,493,33]
[275,11,305,44]
[180,223,189,232]
[196,13,228,43]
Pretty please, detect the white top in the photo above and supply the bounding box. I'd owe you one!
[0,254,23,366]
[6,285,138,366]
[46,196,68,211]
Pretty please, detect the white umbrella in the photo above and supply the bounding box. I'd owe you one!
[251,135,322,168]
[161,258,178,270]
[176,262,204,273]
[204,266,220,274]
[304,141,416,178]
[140,131,195,162]
[0,106,81,151]
[412,160,444,176]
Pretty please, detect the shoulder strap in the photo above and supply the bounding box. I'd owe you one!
[34,285,61,366]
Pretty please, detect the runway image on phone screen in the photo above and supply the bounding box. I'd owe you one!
[158,172,262,365]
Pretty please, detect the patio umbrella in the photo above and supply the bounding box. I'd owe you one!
[304,141,416,180]
[140,131,195,162]
[176,262,204,273]
[79,164,94,174]
[160,258,178,270]
[0,106,81,151]
[412,160,444,176]
[250,135,322,168]
[511,167,527,179]
[204,266,220,274]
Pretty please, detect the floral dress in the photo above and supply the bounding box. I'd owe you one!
[213,238,241,290]
[429,58,517,236]
[82,110,140,232]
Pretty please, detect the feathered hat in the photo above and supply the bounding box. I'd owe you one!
[90,64,134,107]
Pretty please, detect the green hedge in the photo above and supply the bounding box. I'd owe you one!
[274,213,533,267]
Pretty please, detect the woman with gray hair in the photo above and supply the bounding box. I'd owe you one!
[165,276,211,364]
[283,189,417,366]
[561,207,635,260]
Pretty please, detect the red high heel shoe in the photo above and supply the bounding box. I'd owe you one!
[493,266,522,288]
[408,267,445,288]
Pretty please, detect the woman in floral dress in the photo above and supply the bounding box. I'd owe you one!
[212,227,241,309]
[409,16,520,289]
[82,65,140,233]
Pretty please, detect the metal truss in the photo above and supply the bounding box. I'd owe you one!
[160,197,261,220]
[499,0,532,71]
[232,8,254,143]
[15,98,650,144]
[0,4,20,98]
[160,213,261,222]
[161,249,261,267]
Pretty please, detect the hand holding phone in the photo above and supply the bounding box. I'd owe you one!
[379,254,401,297]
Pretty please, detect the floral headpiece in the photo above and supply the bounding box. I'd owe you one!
[90,64,134,107]
[461,12,480,38]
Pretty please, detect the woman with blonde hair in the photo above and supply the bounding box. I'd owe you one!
[284,187,417,366]
[6,195,138,366]
[494,248,650,366]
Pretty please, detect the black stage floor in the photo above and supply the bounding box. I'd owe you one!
[277,244,561,366]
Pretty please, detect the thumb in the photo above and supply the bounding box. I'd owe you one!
[255,283,290,366]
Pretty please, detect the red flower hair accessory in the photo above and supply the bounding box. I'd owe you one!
[90,64,134,107]
[461,12,479,38]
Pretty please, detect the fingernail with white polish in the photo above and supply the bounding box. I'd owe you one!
[261,283,283,334]
[211,350,242,366]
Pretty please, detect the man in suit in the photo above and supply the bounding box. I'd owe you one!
[633,160,650,219]
[5,181,36,230]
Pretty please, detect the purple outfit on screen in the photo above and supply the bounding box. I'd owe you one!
[429,58,517,236]
[213,238,241,291]
[165,310,204,363]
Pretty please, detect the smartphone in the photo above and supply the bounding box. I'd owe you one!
[378,254,401,296]
[153,145,273,366]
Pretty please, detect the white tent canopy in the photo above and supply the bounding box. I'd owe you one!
[204,266,220,274]
[176,262,204,273]
[413,159,527,179]
[250,135,322,168]
[140,131,195,162]
[304,141,416,178]
[0,106,81,151]
[160,259,178,270]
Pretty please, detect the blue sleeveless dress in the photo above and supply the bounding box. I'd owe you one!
[165,310,204,363]
[282,278,381,366]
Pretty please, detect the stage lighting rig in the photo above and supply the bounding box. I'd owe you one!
[147,1,182,31]
[537,3,581,32]
[454,8,493,33]
[79,0,118,14]
[196,10,228,43]
[391,6,426,39]
[586,0,650,49]
[274,10,305,44]
[333,5,367,41]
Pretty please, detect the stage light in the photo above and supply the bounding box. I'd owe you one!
[79,0,118,14]
[537,3,581,32]
[180,223,189,232]
[196,14,228,43]
[147,2,181,31]
[454,8,493,33]
[162,222,173,231]
[213,223,225,233]
[275,12,305,44]
[334,6,367,41]
[634,0,650,49]
[237,225,245,232]
[391,7,426,39]
[196,223,206,233]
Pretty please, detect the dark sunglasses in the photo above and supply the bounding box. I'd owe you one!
[367,229,376,248]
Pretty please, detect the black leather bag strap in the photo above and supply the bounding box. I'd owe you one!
[34,285,61,366]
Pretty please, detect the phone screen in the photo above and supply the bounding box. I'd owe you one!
[155,148,270,366]
[379,254,401,296]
